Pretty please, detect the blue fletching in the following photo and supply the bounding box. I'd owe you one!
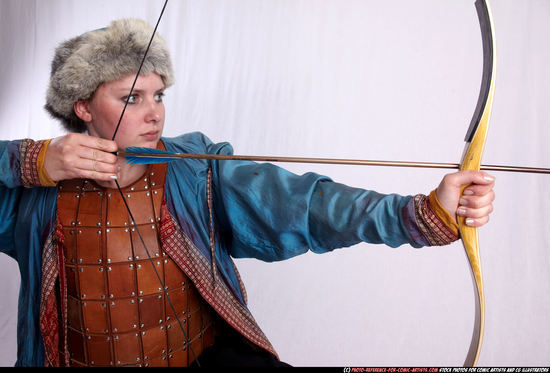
[124,146,179,165]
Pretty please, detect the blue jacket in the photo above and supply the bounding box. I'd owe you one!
[0,132,423,366]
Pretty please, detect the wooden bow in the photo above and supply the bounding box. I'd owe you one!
[458,0,496,367]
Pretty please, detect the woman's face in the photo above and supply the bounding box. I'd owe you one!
[80,72,166,150]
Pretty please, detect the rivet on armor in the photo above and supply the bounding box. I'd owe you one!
[78,258,82,263]
[106,221,111,226]
[126,194,131,198]
[99,267,104,272]
[106,336,110,341]
[108,193,112,198]
[131,228,135,232]
[136,357,140,362]
[81,294,86,299]
[151,225,155,230]
[96,222,101,227]
[158,287,162,292]
[140,323,144,328]
[97,230,101,235]
[107,259,111,263]
[137,264,142,269]
[167,325,171,329]
[98,259,102,263]
[142,331,146,336]
[129,264,134,269]
[130,187,135,191]
[166,316,170,321]
[113,328,117,333]
[108,267,112,271]
[151,182,156,186]
[133,324,137,329]
[153,190,158,195]
[131,291,136,296]
[106,229,111,233]
[135,255,140,260]
[78,230,82,234]
[144,185,148,189]
[130,300,135,304]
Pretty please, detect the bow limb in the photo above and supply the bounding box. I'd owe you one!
[458,0,496,367]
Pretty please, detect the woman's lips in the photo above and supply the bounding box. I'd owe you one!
[141,131,158,141]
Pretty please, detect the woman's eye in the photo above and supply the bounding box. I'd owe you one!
[155,92,165,102]
[124,94,137,104]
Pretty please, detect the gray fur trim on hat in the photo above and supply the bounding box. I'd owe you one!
[45,18,174,133]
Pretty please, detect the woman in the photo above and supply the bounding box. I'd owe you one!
[0,18,495,367]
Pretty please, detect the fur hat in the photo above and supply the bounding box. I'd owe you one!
[45,18,174,133]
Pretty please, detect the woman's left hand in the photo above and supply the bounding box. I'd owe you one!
[436,170,496,227]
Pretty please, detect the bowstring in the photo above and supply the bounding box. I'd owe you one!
[109,0,202,366]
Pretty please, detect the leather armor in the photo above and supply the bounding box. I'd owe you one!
[57,163,216,366]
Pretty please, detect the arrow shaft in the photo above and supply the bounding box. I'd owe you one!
[118,151,550,174]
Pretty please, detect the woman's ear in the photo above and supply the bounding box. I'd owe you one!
[73,100,93,123]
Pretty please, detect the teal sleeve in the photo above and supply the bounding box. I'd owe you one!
[0,140,24,258]
[208,142,417,262]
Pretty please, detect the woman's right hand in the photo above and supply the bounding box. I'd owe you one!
[44,133,119,182]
